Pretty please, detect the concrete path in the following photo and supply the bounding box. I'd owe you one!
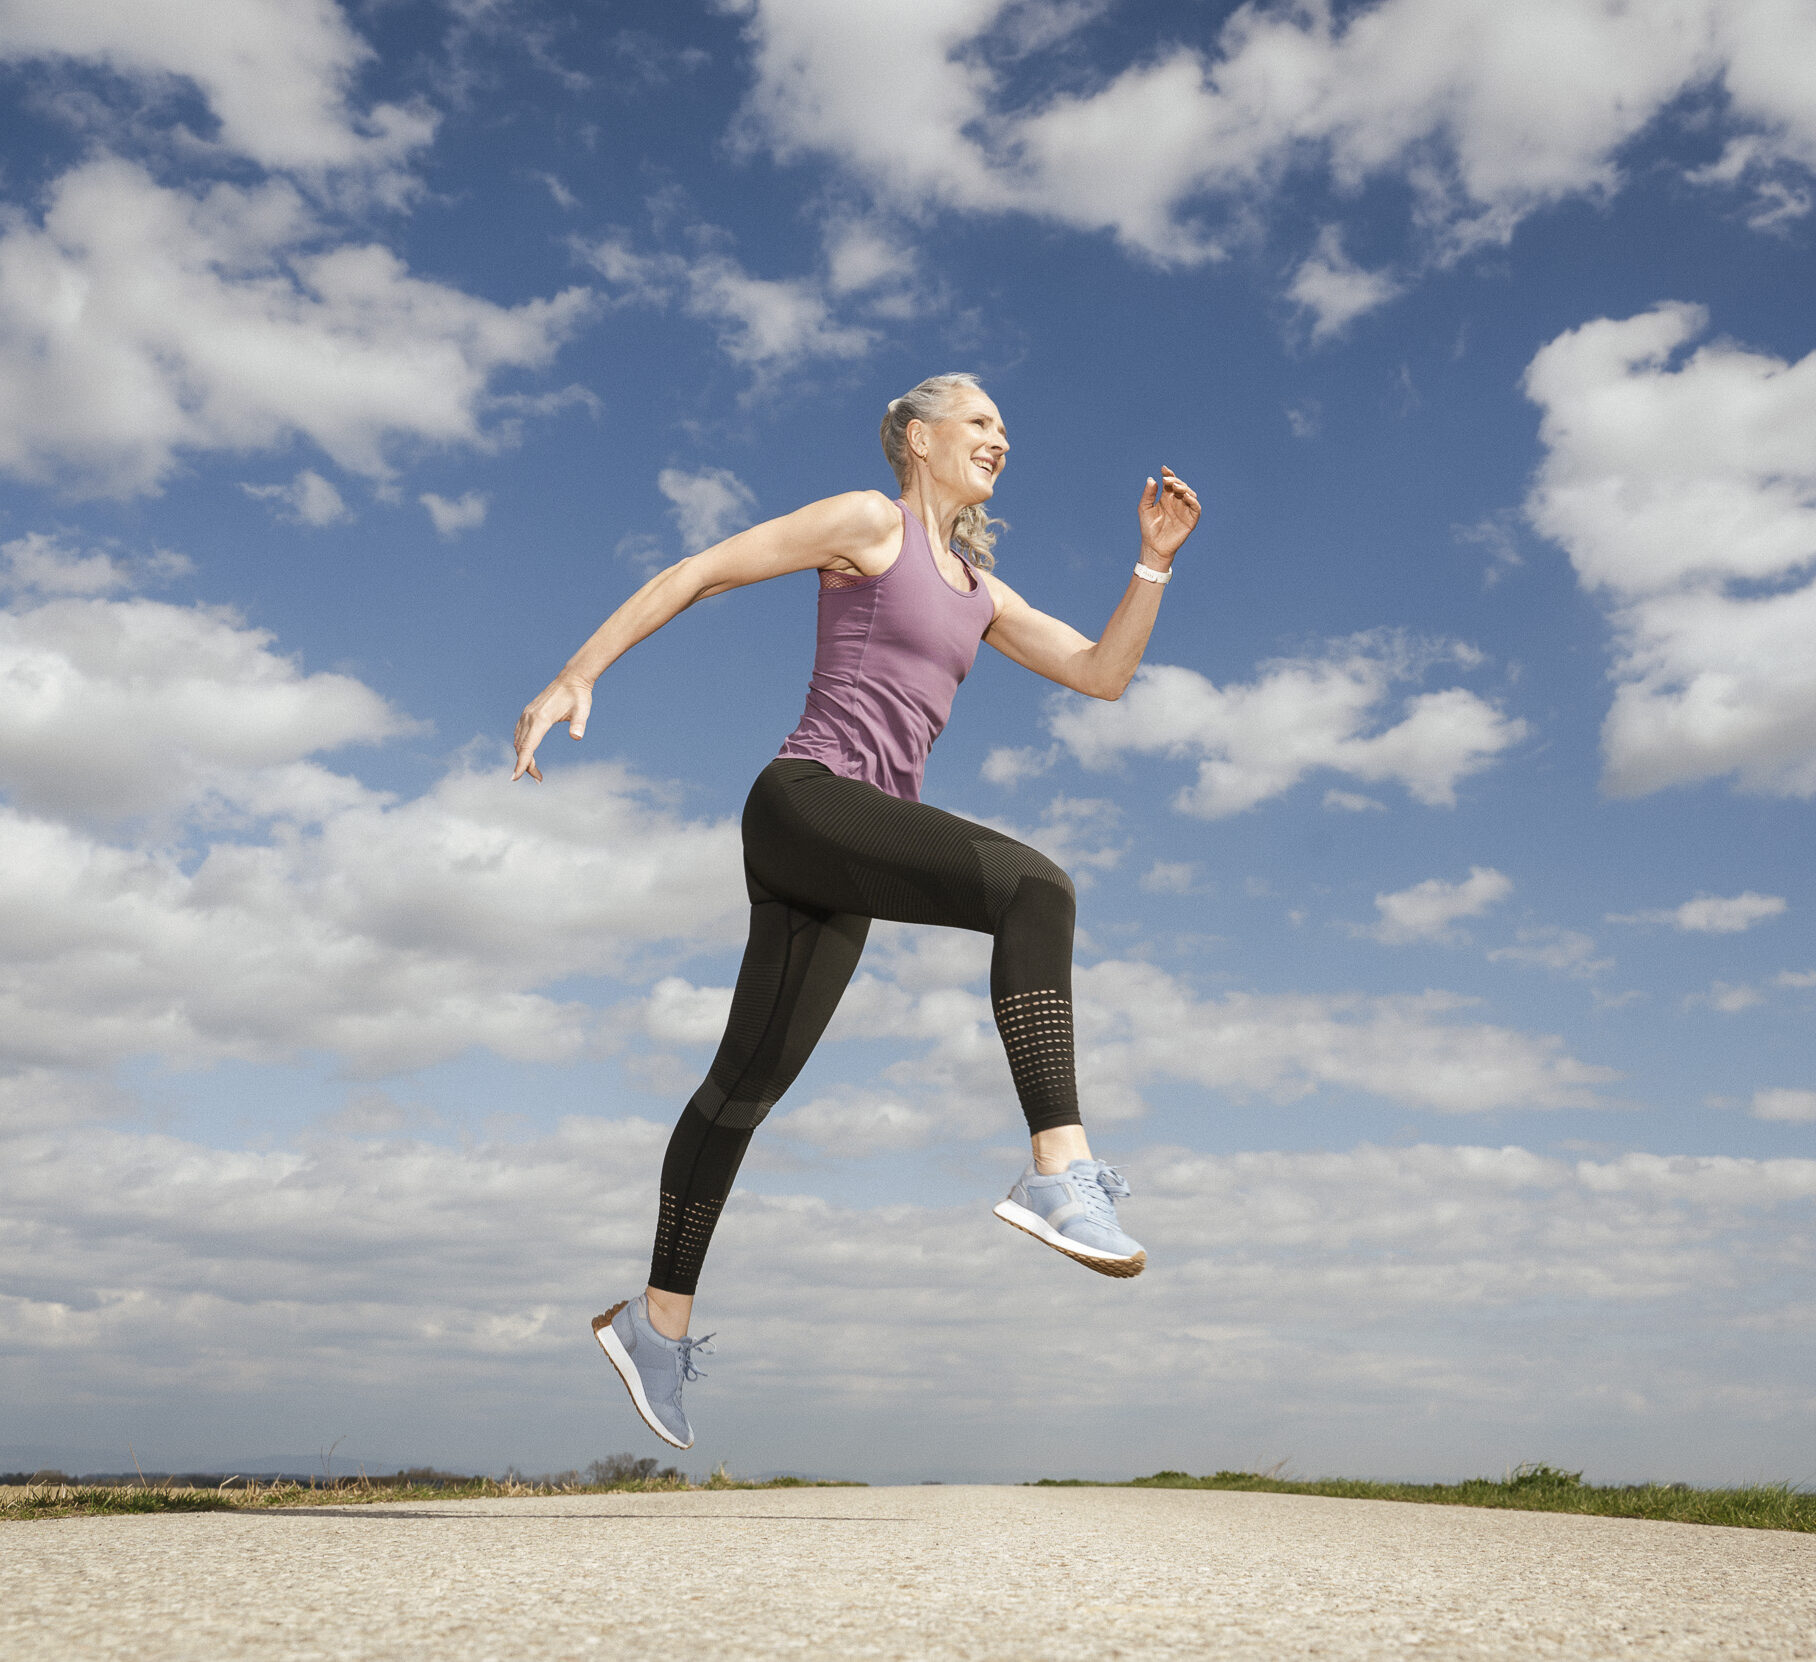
[5,1484,1813,1660]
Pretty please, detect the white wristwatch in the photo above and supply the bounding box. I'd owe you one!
[1132,561,1172,585]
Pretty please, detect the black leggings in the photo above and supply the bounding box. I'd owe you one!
[648,758,1081,1294]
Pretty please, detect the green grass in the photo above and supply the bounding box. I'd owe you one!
[2,1466,863,1523]
[1033,1464,1816,1532]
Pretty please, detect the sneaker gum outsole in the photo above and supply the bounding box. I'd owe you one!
[592,1300,694,1450]
[993,1199,1147,1279]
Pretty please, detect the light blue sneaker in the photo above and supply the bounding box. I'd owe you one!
[592,1296,714,1450]
[994,1160,1146,1278]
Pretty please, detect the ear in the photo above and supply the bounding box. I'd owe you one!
[905,416,929,461]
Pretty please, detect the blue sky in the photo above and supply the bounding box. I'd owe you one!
[2,0,1813,1486]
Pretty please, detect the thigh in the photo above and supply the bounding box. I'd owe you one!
[695,897,870,1131]
[742,758,1071,933]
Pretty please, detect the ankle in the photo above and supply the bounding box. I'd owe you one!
[1030,1124,1092,1175]
[644,1286,693,1341]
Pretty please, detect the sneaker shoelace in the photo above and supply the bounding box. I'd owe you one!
[1075,1162,1131,1227]
[675,1333,715,1385]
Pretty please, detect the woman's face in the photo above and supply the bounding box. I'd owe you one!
[909,388,1009,505]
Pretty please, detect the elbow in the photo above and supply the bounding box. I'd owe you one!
[664,554,709,605]
[1090,672,1133,702]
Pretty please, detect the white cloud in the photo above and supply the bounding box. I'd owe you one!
[1692,981,1765,1015]
[1525,304,1816,799]
[0,0,435,186]
[420,491,490,538]
[1752,1088,1816,1123]
[657,467,757,553]
[587,234,872,376]
[720,0,1816,284]
[1287,226,1402,342]
[640,976,735,1047]
[1365,867,1512,946]
[1322,789,1385,813]
[0,569,749,1075]
[0,583,410,822]
[821,214,919,300]
[1487,927,1612,980]
[1138,861,1198,896]
[0,531,190,597]
[770,1090,956,1157]
[244,469,350,527]
[1285,400,1322,439]
[980,743,1058,789]
[1776,970,1816,990]
[1077,961,1613,1113]
[0,158,593,497]
[1606,891,1787,933]
[9,1105,1813,1478]
[1454,513,1525,587]
[1048,635,1524,818]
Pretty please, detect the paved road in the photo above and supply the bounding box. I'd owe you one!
[6,1484,1814,1660]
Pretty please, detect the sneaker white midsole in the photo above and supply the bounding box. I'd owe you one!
[993,1198,1140,1262]
[594,1318,692,1450]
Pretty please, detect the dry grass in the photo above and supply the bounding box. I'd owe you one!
[2,1463,860,1523]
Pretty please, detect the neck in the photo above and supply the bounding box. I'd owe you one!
[901,475,968,553]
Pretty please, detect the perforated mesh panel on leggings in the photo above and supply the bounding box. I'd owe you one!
[647,758,1080,1294]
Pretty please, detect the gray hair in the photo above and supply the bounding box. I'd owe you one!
[880,372,1003,570]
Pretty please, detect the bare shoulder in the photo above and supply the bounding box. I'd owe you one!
[795,488,901,573]
[791,488,897,539]
[979,568,1023,626]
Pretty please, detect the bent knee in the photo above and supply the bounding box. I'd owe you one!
[1005,869,1076,936]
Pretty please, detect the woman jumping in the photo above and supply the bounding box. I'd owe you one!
[512,373,1200,1448]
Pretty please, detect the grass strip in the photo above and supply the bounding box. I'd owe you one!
[3,1469,861,1523]
[1034,1464,1815,1532]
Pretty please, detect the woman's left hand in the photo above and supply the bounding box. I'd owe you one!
[1137,466,1201,567]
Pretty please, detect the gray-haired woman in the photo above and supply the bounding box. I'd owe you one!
[514,374,1201,1448]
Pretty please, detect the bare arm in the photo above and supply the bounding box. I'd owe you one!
[512,490,898,780]
[983,466,1201,700]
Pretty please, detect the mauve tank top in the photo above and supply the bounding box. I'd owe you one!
[777,501,995,801]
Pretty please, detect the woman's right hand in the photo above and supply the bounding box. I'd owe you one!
[512,673,593,782]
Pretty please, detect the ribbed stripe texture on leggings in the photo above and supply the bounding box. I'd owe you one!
[647,758,1081,1295]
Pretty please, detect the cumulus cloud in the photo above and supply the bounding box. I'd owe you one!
[1364,867,1512,946]
[1047,635,1524,817]
[0,0,435,186]
[0,582,410,823]
[1074,961,1614,1113]
[420,491,489,538]
[1525,304,1816,799]
[0,565,748,1075]
[720,0,1816,285]
[587,234,872,376]
[0,531,191,597]
[1607,892,1787,933]
[0,158,593,496]
[1487,927,1613,980]
[658,467,758,552]
[1138,860,1199,896]
[635,932,1613,1139]
[244,469,350,527]
[1690,981,1765,1015]
[1752,1088,1816,1123]
[1288,226,1402,342]
[20,1105,1810,1478]
[980,744,1058,789]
